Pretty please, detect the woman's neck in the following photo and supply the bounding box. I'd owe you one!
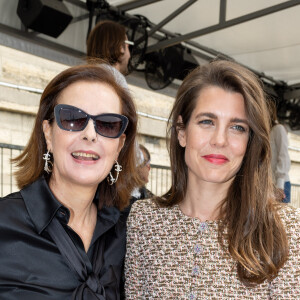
[179,179,231,221]
[49,177,97,228]
[49,177,98,252]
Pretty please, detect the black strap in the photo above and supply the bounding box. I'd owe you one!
[47,217,106,300]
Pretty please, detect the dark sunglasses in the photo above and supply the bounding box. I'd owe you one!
[54,104,128,139]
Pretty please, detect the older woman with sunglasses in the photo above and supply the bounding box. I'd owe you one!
[0,64,139,299]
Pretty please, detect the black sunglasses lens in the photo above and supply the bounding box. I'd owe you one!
[59,108,87,131]
[56,105,126,138]
[95,115,123,137]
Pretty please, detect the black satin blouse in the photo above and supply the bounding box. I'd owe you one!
[0,177,126,300]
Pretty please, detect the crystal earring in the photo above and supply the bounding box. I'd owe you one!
[107,160,122,185]
[43,150,53,174]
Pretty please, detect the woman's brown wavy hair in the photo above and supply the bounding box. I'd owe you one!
[86,20,126,65]
[158,60,288,285]
[13,64,140,210]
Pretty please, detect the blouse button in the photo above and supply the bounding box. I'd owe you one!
[192,265,200,276]
[194,244,203,254]
[198,222,208,232]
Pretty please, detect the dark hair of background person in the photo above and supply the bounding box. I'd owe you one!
[12,64,139,210]
[268,99,279,127]
[86,20,126,65]
[139,144,150,164]
[158,60,288,285]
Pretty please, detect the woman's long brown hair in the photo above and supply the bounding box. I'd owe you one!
[12,64,140,210]
[86,20,126,65]
[157,60,288,285]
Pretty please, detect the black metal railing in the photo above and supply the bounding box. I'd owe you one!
[0,143,299,208]
[291,183,300,208]
[148,164,171,196]
[0,143,23,197]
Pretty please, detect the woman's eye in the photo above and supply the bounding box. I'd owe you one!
[232,124,246,132]
[199,119,213,125]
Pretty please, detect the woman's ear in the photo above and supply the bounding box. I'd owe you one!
[120,44,125,55]
[42,120,53,151]
[177,115,186,148]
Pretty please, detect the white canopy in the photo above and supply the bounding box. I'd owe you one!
[1,0,300,84]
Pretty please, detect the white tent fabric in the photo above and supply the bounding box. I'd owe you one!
[128,0,300,85]
[1,0,300,86]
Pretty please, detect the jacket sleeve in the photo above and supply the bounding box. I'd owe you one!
[124,202,145,298]
[272,125,291,189]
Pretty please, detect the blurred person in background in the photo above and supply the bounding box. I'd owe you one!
[0,64,139,299]
[86,20,132,89]
[122,144,154,219]
[269,101,291,203]
[131,144,154,201]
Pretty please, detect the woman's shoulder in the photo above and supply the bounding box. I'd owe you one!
[0,191,27,226]
[128,198,175,225]
[278,205,300,238]
[271,123,288,135]
[273,205,300,295]
[278,204,300,221]
[0,191,23,209]
[130,198,167,215]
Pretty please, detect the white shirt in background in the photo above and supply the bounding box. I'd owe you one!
[270,123,291,189]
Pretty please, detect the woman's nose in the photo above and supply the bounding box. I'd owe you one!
[81,119,97,142]
[210,127,227,147]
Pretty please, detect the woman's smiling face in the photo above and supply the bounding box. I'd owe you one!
[43,80,126,189]
[177,85,250,186]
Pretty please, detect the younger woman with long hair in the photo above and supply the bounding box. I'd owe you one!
[125,60,299,299]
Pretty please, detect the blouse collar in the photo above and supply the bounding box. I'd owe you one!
[21,176,121,235]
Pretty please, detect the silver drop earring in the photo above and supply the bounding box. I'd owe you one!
[43,150,53,174]
[107,160,122,185]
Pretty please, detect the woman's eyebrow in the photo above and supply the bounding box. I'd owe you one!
[195,113,249,125]
[230,118,249,125]
[195,112,216,119]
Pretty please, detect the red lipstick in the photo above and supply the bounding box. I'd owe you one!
[202,154,229,165]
